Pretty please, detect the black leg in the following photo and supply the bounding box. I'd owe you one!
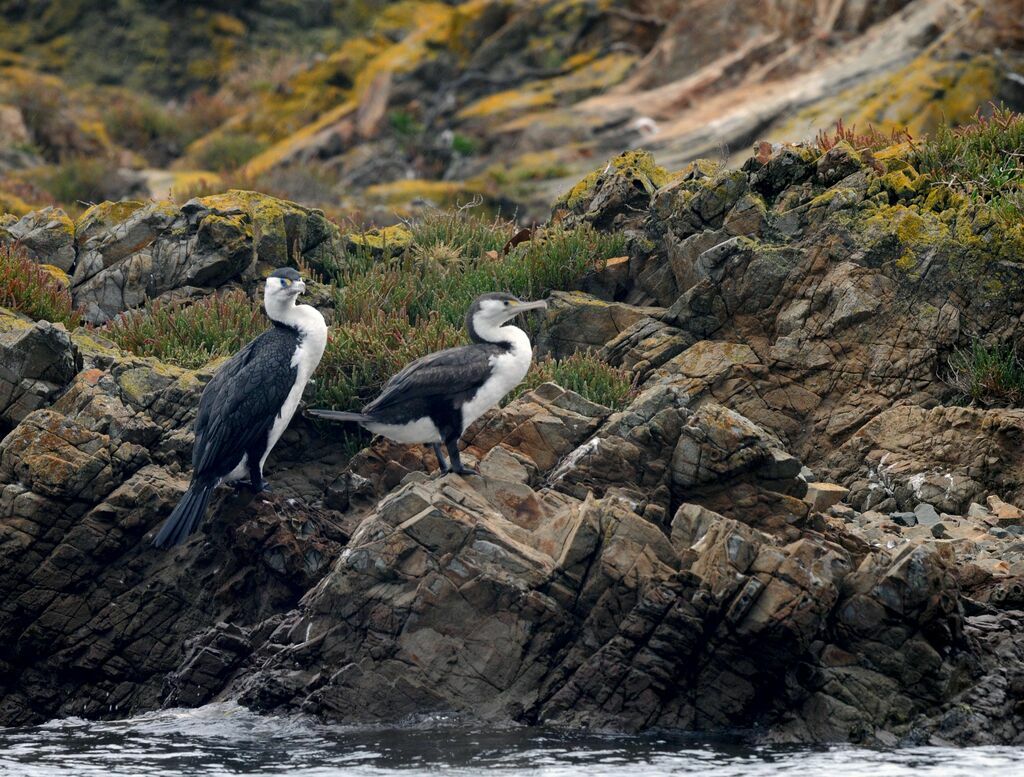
[431,443,450,474]
[248,455,271,493]
[446,437,478,476]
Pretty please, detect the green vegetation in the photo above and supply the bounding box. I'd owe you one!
[317,210,627,409]
[194,132,269,172]
[451,134,477,156]
[39,157,124,208]
[813,118,912,153]
[947,339,1024,406]
[914,105,1024,224]
[102,290,265,369]
[518,353,634,410]
[0,244,81,328]
[388,110,424,138]
[95,209,629,438]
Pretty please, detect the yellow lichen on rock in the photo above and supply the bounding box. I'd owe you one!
[556,149,670,210]
[458,52,636,120]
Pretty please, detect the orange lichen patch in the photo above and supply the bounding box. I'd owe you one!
[351,2,459,100]
[0,189,33,217]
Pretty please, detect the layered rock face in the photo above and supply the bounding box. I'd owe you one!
[2,140,1024,746]
[1,191,340,323]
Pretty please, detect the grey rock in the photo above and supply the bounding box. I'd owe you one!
[4,207,76,272]
[891,512,918,527]
[914,502,942,527]
[0,320,81,426]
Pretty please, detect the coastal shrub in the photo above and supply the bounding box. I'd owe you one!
[102,290,265,369]
[195,132,269,172]
[814,118,912,153]
[947,339,1024,406]
[41,157,127,208]
[914,105,1024,223]
[517,352,634,410]
[330,215,626,332]
[101,209,630,430]
[0,244,81,328]
[101,89,194,164]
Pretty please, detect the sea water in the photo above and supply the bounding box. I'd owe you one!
[0,703,1021,776]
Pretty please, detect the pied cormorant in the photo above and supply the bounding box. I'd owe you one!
[153,268,328,548]
[308,293,547,475]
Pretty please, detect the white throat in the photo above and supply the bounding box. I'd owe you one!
[472,314,531,353]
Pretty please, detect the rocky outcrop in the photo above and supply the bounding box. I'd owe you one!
[1,192,341,323]
[3,126,1024,747]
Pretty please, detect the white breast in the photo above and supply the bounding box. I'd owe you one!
[260,305,328,471]
[459,328,533,433]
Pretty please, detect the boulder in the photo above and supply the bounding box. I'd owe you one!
[3,207,76,272]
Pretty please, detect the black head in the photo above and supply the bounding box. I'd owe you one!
[269,267,302,281]
[465,292,548,343]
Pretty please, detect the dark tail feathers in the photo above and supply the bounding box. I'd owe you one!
[153,481,214,549]
[307,408,368,423]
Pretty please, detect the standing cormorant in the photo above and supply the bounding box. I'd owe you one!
[153,268,328,548]
[308,292,547,474]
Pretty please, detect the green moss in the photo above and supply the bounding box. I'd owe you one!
[556,150,670,210]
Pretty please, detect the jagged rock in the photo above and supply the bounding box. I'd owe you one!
[828,406,1024,514]
[599,316,693,378]
[69,191,341,323]
[3,207,76,272]
[804,482,850,512]
[537,291,663,358]
[0,320,81,429]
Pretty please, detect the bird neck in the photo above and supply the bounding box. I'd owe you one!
[471,319,531,355]
[264,292,325,338]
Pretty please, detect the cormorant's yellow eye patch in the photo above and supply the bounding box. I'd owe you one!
[507,299,517,306]
[282,278,292,287]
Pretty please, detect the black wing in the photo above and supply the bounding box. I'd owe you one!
[362,343,505,423]
[192,326,299,479]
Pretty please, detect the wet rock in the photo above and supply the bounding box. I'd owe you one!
[892,512,918,527]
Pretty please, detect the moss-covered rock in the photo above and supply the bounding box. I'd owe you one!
[555,150,672,229]
[342,224,414,260]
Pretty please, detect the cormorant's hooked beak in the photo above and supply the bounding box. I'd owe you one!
[498,298,547,323]
[512,299,547,314]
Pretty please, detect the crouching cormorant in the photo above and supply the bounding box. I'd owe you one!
[308,292,547,475]
[153,268,328,548]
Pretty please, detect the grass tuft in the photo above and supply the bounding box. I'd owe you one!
[947,339,1024,406]
[102,290,265,369]
[517,353,634,410]
[0,244,81,328]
